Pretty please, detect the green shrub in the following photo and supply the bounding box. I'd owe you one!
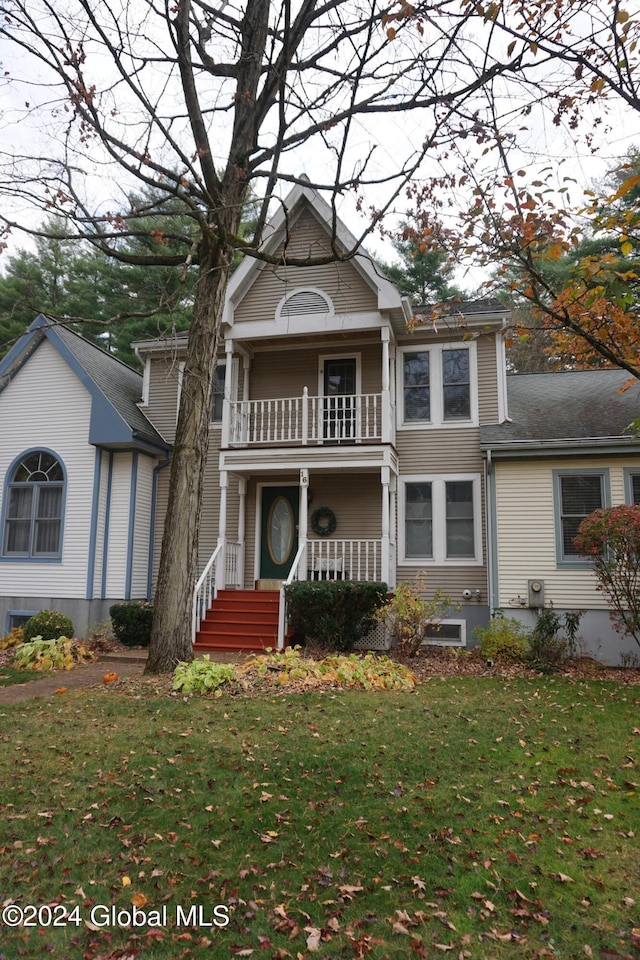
[23,610,74,643]
[528,608,583,669]
[284,581,387,653]
[374,574,454,658]
[473,612,530,662]
[173,657,236,695]
[13,636,95,671]
[110,601,153,647]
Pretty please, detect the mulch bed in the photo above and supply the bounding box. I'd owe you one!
[398,645,640,684]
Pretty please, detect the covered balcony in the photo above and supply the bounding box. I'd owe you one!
[228,388,388,446]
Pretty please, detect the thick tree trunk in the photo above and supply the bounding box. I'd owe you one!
[145,240,232,673]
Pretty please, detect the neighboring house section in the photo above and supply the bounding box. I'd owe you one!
[482,369,640,665]
[0,316,170,635]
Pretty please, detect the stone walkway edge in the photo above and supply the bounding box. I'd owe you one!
[0,649,246,706]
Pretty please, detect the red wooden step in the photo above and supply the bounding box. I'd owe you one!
[194,589,282,653]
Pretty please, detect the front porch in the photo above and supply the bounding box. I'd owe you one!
[193,469,397,651]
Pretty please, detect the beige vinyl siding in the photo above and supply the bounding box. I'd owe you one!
[131,454,155,598]
[142,355,183,441]
[248,342,383,401]
[477,336,500,424]
[493,458,637,610]
[397,425,483,473]
[236,208,378,322]
[0,341,95,598]
[397,564,486,600]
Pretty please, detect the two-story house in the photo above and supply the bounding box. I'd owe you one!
[1,180,638,663]
[134,182,507,651]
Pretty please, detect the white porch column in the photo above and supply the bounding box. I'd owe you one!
[221,338,233,447]
[237,476,247,587]
[381,465,390,585]
[381,328,391,443]
[241,356,251,443]
[216,470,228,591]
[299,468,309,579]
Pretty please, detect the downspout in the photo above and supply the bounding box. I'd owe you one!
[484,448,497,615]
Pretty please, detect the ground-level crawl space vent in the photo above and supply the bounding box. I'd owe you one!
[422,620,467,647]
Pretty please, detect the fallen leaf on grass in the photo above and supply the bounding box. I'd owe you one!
[305,926,322,951]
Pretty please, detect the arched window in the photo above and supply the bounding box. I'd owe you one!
[2,450,65,558]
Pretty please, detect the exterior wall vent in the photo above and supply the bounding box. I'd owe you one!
[278,289,332,318]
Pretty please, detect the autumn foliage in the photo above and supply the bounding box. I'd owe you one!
[575,504,640,647]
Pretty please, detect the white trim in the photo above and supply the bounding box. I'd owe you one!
[496,332,509,423]
[276,287,334,319]
[398,473,483,566]
[317,352,362,443]
[254,480,299,584]
[422,618,467,647]
[397,341,478,430]
[141,358,150,406]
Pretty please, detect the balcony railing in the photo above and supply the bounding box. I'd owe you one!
[229,389,385,446]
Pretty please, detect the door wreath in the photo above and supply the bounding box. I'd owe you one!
[311,506,337,537]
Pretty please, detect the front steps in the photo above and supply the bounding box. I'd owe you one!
[194,589,281,653]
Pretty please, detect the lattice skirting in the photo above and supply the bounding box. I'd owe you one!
[353,621,393,651]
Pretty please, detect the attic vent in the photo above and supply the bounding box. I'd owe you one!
[279,289,331,318]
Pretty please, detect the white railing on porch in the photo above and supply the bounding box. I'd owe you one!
[192,542,223,643]
[225,540,243,588]
[192,541,243,643]
[230,390,383,445]
[308,539,381,582]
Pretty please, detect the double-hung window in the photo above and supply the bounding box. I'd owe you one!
[624,468,640,505]
[211,363,226,423]
[400,343,477,427]
[401,475,481,564]
[554,470,608,564]
[2,451,65,559]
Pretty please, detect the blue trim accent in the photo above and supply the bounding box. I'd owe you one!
[5,610,37,632]
[552,468,610,567]
[101,452,114,600]
[86,448,103,600]
[0,447,67,562]
[125,452,138,600]
[623,467,640,505]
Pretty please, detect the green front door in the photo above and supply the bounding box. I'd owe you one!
[260,486,299,580]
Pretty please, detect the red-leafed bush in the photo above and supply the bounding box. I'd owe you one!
[575,505,640,648]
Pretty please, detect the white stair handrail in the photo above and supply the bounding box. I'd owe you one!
[192,542,224,643]
[277,542,306,649]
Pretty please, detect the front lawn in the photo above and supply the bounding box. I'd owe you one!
[0,678,638,959]
[0,665,53,686]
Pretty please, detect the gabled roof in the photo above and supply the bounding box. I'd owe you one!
[224,179,411,330]
[0,315,170,455]
[481,368,640,457]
